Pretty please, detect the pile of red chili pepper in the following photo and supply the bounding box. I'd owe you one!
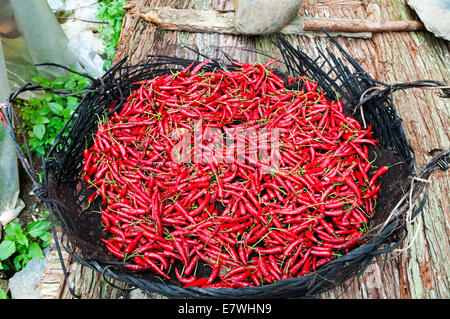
[81,58,388,288]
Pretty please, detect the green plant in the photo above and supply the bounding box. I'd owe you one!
[18,70,89,157]
[96,0,126,70]
[0,215,51,276]
[0,288,7,299]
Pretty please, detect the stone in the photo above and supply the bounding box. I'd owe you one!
[126,289,167,299]
[407,0,450,41]
[233,0,303,35]
[46,0,65,12]
[8,248,48,299]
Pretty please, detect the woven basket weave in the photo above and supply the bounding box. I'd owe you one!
[2,34,448,298]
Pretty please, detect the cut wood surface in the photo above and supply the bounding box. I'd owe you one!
[40,0,449,299]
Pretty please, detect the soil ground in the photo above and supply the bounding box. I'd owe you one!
[16,160,47,226]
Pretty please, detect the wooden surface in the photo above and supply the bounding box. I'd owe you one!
[301,17,424,32]
[40,0,449,299]
[139,7,373,38]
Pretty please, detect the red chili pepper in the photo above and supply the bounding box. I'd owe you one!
[124,232,143,254]
[144,251,169,269]
[256,246,284,255]
[207,262,222,284]
[173,202,196,225]
[124,264,151,271]
[182,255,198,276]
[257,257,270,280]
[183,276,208,288]
[102,240,125,259]
[310,247,332,257]
[190,58,213,76]
[289,249,311,276]
[369,165,389,187]
[100,214,111,231]
[364,184,381,199]
[174,267,197,285]
[142,256,171,279]
[244,202,268,225]
[173,238,189,266]
[283,238,303,257]
[229,269,252,283]
[88,58,382,287]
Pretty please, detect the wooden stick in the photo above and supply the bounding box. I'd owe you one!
[141,7,236,34]
[302,18,425,32]
[140,7,372,38]
[139,7,425,37]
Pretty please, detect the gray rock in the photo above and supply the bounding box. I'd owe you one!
[8,249,48,299]
[125,288,167,299]
[407,0,450,41]
[46,0,66,12]
[234,0,303,35]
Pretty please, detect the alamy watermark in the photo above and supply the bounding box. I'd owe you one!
[169,120,281,173]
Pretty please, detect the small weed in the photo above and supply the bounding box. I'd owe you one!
[0,288,7,299]
[17,69,90,157]
[96,0,126,70]
[0,213,51,277]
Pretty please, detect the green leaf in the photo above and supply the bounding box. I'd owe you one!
[40,211,50,218]
[36,116,50,124]
[49,117,61,126]
[33,124,46,140]
[36,144,46,157]
[62,108,72,119]
[41,79,51,88]
[47,137,55,146]
[0,288,8,299]
[15,233,29,247]
[31,76,42,83]
[38,104,50,116]
[53,95,64,105]
[30,115,42,125]
[28,242,44,259]
[48,102,63,114]
[64,80,76,89]
[0,240,16,260]
[53,76,67,87]
[13,254,25,271]
[55,121,65,133]
[4,221,23,238]
[39,232,51,247]
[27,220,51,237]
[44,94,53,102]
[103,59,112,70]
[0,261,10,271]
[66,96,80,109]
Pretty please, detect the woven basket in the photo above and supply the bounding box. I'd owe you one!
[2,34,448,298]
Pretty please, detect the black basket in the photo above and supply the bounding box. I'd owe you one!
[2,34,449,298]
